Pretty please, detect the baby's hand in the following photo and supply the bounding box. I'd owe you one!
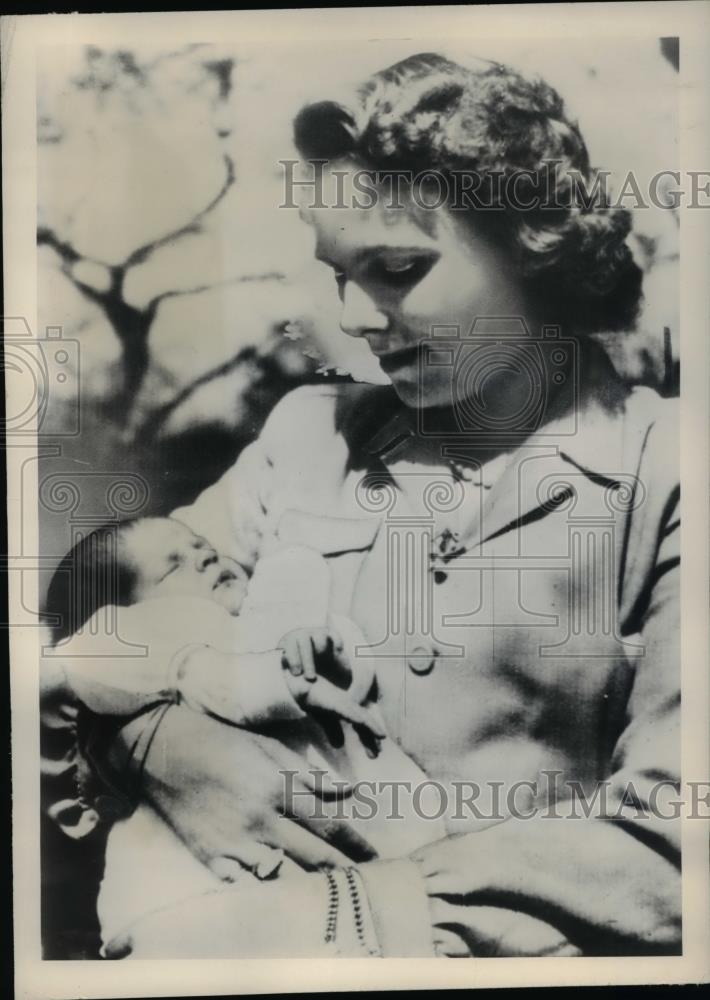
[279,626,351,687]
[279,626,384,755]
[294,673,385,749]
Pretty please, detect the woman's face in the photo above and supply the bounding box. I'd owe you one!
[121,518,248,615]
[307,161,532,411]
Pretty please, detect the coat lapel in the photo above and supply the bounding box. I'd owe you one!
[348,353,638,549]
[476,384,631,547]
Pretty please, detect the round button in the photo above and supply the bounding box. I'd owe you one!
[408,644,437,675]
[80,808,100,830]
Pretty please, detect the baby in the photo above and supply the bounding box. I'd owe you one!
[48,516,383,742]
[45,516,443,955]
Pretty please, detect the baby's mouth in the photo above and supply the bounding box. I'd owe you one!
[213,567,237,589]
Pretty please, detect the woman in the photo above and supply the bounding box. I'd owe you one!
[44,52,680,958]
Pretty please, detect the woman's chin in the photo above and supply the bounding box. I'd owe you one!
[390,375,452,411]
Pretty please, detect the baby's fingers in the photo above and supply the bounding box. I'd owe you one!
[296,634,318,682]
[308,628,331,657]
[280,634,303,677]
[365,701,388,737]
[353,723,381,760]
[321,627,352,687]
[310,681,385,740]
[327,626,344,655]
[281,632,317,681]
[347,704,386,745]
[208,844,285,882]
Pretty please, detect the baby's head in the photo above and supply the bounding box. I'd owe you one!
[46,516,248,643]
[119,517,248,613]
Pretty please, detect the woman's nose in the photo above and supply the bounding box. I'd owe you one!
[196,547,218,571]
[339,281,389,339]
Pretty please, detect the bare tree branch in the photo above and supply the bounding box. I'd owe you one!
[37,151,239,421]
[135,345,258,441]
[123,154,236,269]
[144,271,286,319]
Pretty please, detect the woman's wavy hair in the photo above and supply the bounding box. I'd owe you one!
[44,520,140,645]
[294,52,642,334]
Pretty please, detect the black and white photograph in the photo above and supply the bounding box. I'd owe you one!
[4,4,709,996]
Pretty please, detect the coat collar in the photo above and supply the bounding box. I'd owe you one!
[351,345,641,545]
[476,376,632,545]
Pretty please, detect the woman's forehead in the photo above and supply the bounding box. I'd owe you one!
[304,159,444,257]
[310,199,442,263]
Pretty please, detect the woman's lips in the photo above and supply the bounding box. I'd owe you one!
[375,344,421,373]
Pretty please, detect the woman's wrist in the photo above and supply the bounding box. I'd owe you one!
[356,858,436,957]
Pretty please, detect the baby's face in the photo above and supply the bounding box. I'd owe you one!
[122,518,248,615]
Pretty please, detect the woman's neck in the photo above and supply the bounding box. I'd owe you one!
[398,335,623,465]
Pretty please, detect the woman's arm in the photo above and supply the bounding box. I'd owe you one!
[41,599,285,839]
[110,703,379,872]
[106,864,383,959]
[41,417,281,838]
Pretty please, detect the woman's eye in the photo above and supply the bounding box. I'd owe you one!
[331,256,436,298]
[370,257,435,289]
[384,260,415,272]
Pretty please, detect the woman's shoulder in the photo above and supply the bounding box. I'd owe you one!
[624,385,678,467]
[624,384,678,427]
[621,386,679,504]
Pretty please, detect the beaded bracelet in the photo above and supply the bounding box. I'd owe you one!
[323,867,382,955]
[344,867,367,950]
[324,870,339,944]
[344,867,381,956]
